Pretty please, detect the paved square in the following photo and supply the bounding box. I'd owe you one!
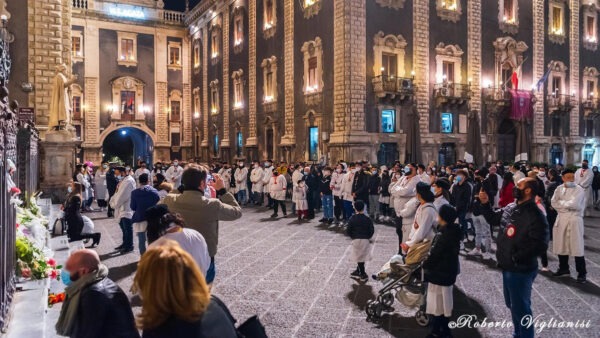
[48,204,600,338]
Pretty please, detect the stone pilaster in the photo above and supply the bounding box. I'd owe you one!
[413,0,430,132]
[329,0,369,162]
[221,7,230,148]
[467,0,481,113]
[569,0,580,137]
[532,0,545,140]
[247,0,258,146]
[156,82,169,146]
[82,24,99,147]
[201,27,209,147]
[27,0,72,131]
[281,0,295,146]
[182,36,192,147]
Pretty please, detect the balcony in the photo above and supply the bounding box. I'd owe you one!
[583,98,600,118]
[546,93,576,115]
[372,75,414,104]
[433,82,471,107]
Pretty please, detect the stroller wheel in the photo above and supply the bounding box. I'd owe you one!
[366,300,383,319]
[415,310,430,327]
[380,292,394,307]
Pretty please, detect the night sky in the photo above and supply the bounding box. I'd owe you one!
[163,0,202,12]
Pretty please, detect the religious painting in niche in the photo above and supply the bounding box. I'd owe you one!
[308,126,319,161]
[121,91,136,115]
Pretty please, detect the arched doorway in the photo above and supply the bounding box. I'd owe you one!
[497,118,516,162]
[102,127,153,167]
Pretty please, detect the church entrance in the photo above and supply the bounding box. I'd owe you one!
[102,127,153,167]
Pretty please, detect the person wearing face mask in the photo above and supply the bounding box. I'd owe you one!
[378,166,392,222]
[351,162,369,211]
[64,182,102,247]
[151,161,165,183]
[234,161,249,206]
[432,178,451,210]
[367,166,380,219]
[450,169,473,250]
[109,166,137,254]
[134,161,151,183]
[262,160,275,208]
[56,249,139,338]
[537,166,549,186]
[269,169,288,218]
[574,159,594,217]
[294,179,309,221]
[510,163,525,184]
[166,159,184,190]
[341,163,357,225]
[479,178,549,338]
[291,164,304,214]
[105,164,118,218]
[331,163,346,224]
[94,163,109,212]
[390,163,419,250]
[551,169,587,283]
[250,161,265,206]
[417,164,430,183]
[319,167,334,224]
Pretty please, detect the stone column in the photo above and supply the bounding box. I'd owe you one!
[532,0,546,162]
[201,27,209,150]
[569,0,580,138]
[246,0,258,148]
[182,37,192,148]
[413,0,430,134]
[221,7,231,154]
[280,0,296,149]
[155,32,169,147]
[82,25,99,148]
[329,0,370,163]
[467,0,481,113]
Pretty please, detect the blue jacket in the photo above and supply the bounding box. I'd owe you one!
[130,185,160,223]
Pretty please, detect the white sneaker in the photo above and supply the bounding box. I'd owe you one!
[467,247,482,256]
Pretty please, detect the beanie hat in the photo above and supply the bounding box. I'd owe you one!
[438,204,458,225]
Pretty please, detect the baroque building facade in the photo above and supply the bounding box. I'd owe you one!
[7,0,600,166]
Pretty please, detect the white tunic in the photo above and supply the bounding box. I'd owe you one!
[575,168,594,210]
[262,166,274,193]
[94,169,108,200]
[250,167,265,193]
[551,184,586,257]
[291,170,305,201]
[234,167,249,192]
[398,197,420,243]
[426,284,453,317]
[390,175,419,216]
[165,165,184,188]
[269,175,287,201]
[341,172,355,202]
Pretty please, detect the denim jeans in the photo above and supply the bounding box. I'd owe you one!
[343,200,354,220]
[119,218,134,250]
[457,210,468,240]
[206,257,216,284]
[237,189,247,205]
[322,194,333,219]
[137,232,147,255]
[502,269,537,338]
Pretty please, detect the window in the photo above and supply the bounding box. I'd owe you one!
[583,5,599,50]
[381,53,397,77]
[261,56,278,106]
[193,88,201,119]
[234,15,243,47]
[211,91,218,113]
[266,128,274,160]
[168,41,182,69]
[72,96,82,120]
[552,76,561,95]
[436,0,461,22]
[237,132,243,157]
[232,69,245,110]
[117,32,138,67]
[441,113,453,133]
[381,109,396,133]
[302,38,324,95]
[583,67,599,101]
[587,80,595,99]
[585,119,595,137]
[210,80,220,114]
[586,16,596,41]
[72,32,83,62]
[193,41,200,68]
[499,0,519,34]
[584,144,595,162]
[503,0,514,22]
[121,91,136,115]
[442,61,455,83]
[550,144,563,165]
[302,0,322,18]
[308,126,319,161]
[171,132,181,146]
[211,30,220,59]
[441,0,457,10]
[548,1,565,44]
[263,0,277,38]
[170,101,181,121]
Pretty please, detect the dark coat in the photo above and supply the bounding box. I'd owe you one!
[65,195,84,241]
[368,174,381,195]
[130,185,160,223]
[592,171,600,190]
[352,171,369,201]
[106,168,118,196]
[379,173,391,197]
[346,214,374,240]
[319,175,333,195]
[142,298,238,338]
[450,181,472,214]
[423,223,461,286]
[71,278,139,338]
[481,199,549,273]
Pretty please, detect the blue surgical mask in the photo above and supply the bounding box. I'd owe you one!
[102,165,108,169]
[565,182,576,188]
[404,167,411,174]
[61,269,72,286]
[455,176,463,183]
[67,186,73,193]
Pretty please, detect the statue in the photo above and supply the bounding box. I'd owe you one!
[48,64,77,130]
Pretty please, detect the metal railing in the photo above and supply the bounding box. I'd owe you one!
[433,82,471,98]
[17,123,40,204]
[546,93,577,112]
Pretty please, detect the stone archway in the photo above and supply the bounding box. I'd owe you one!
[100,125,155,166]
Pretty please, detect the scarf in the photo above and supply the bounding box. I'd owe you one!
[55,264,109,336]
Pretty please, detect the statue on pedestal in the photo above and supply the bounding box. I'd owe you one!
[48,64,77,131]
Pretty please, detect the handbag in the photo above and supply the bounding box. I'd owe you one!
[211,296,268,338]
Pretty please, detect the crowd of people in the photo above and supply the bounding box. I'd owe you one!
[56,156,598,338]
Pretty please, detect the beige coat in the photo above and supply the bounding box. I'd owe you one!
[551,184,586,257]
[163,190,242,257]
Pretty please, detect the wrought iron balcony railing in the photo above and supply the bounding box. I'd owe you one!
[546,93,576,114]
[433,82,471,106]
[372,75,415,102]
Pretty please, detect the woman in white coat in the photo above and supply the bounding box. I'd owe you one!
[250,162,264,205]
[398,197,420,251]
[269,171,287,218]
[550,169,587,283]
[94,163,109,211]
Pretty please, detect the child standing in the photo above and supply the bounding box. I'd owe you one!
[347,200,375,282]
[423,204,461,338]
[295,179,308,221]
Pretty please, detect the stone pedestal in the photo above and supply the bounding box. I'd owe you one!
[328,132,374,163]
[40,131,81,203]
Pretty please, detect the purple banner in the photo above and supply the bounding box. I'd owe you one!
[509,90,533,121]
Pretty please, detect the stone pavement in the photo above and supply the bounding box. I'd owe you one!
[46,204,600,338]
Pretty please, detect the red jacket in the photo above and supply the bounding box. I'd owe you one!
[498,181,515,208]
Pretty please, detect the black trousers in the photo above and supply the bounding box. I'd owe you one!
[558,255,587,276]
[395,216,403,249]
[334,196,343,220]
[273,200,287,215]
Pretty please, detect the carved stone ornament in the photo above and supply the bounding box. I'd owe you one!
[303,0,322,19]
[436,0,462,23]
[435,43,464,57]
[375,0,406,10]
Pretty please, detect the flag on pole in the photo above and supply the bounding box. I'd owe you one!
[536,68,552,91]
[511,71,519,90]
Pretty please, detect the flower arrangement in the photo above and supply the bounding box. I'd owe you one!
[48,292,66,307]
[15,234,60,281]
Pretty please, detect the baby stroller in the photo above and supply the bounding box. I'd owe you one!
[365,240,431,326]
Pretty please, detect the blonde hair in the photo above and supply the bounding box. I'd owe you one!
[158,182,173,192]
[132,240,210,330]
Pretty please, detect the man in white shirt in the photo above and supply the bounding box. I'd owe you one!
[262,160,275,208]
[234,161,249,206]
[250,161,265,205]
[575,160,594,217]
[417,164,431,183]
[165,159,184,189]
[390,164,420,248]
[109,166,137,254]
[134,162,150,182]
[331,163,345,224]
[510,164,525,184]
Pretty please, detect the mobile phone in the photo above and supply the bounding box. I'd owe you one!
[207,174,215,182]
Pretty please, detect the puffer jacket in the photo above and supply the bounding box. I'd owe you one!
[423,222,461,286]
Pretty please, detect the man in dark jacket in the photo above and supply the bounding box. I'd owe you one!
[352,162,369,208]
[130,173,160,255]
[367,167,381,219]
[319,167,334,223]
[479,177,549,338]
[106,165,118,218]
[56,249,139,338]
[450,169,472,246]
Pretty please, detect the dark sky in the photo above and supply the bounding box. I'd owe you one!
[163,0,202,12]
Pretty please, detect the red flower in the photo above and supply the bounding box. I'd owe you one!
[16,223,19,229]
[21,268,31,278]
[47,258,57,267]
[10,187,21,194]
[49,269,58,279]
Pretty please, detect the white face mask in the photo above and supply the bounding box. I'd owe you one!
[173,162,179,167]
[538,172,546,177]
[336,168,342,173]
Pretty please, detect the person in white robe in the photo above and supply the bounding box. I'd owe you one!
[574,160,594,217]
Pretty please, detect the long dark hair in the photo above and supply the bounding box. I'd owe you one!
[502,172,513,189]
